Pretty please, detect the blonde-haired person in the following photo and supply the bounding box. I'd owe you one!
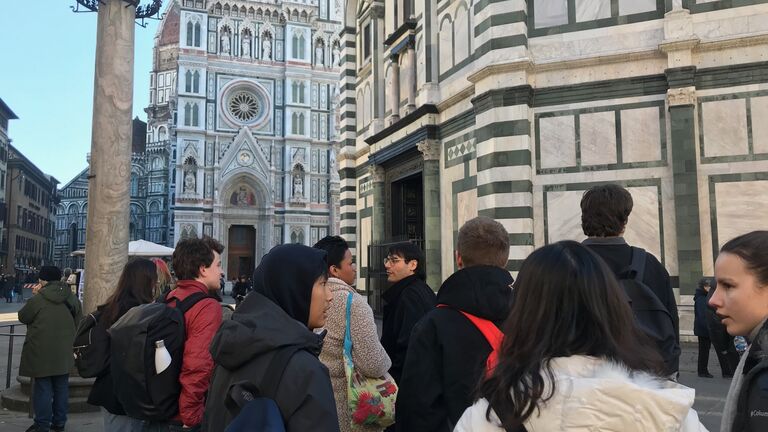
[151,257,173,299]
[709,231,768,432]
[314,236,391,432]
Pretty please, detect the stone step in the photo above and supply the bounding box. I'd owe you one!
[15,375,95,399]
[1,384,99,413]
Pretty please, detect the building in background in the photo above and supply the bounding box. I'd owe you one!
[145,0,343,279]
[0,99,16,269]
[339,1,768,328]
[5,144,58,276]
[53,118,171,269]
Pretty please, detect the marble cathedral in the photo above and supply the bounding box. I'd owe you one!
[144,0,343,278]
[339,0,768,330]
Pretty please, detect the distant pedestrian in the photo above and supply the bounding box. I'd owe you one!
[2,275,11,303]
[694,277,715,378]
[232,275,249,307]
[396,217,514,431]
[455,241,705,432]
[203,244,339,431]
[87,259,157,431]
[580,184,680,376]
[380,242,436,383]
[710,231,768,432]
[18,266,83,432]
[315,235,391,432]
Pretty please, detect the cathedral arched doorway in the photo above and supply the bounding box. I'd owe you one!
[227,225,256,279]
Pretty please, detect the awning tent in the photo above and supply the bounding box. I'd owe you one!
[70,239,175,257]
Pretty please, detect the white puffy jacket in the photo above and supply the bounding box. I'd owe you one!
[454,356,708,432]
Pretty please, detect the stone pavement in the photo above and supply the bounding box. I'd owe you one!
[0,295,731,431]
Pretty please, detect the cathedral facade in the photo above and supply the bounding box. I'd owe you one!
[339,0,768,329]
[147,0,343,278]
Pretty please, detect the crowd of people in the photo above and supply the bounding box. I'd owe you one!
[15,183,768,432]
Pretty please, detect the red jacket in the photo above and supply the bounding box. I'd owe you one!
[166,281,223,427]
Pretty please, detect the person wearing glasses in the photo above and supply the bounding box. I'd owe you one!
[380,242,436,384]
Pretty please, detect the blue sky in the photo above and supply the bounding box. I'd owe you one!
[0,1,161,186]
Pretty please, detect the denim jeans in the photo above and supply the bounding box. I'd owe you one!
[102,408,144,432]
[32,374,69,429]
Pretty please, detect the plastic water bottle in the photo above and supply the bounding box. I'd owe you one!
[155,340,172,374]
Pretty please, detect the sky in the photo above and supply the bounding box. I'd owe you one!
[0,1,162,186]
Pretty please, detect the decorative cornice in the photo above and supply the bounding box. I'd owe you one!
[667,87,696,107]
[437,84,475,112]
[695,32,768,53]
[364,104,439,145]
[384,20,417,46]
[471,85,534,114]
[659,38,700,53]
[467,59,533,84]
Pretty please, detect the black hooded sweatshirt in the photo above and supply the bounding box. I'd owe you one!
[202,244,339,432]
[395,266,514,432]
[380,274,436,383]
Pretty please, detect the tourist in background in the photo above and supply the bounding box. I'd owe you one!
[710,231,768,432]
[694,277,715,378]
[88,258,158,431]
[18,266,83,432]
[380,242,436,383]
[151,257,173,299]
[455,241,705,432]
[315,236,391,432]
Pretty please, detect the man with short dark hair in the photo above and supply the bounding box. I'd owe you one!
[163,236,225,431]
[580,184,680,375]
[395,217,514,431]
[380,241,435,383]
[19,266,82,432]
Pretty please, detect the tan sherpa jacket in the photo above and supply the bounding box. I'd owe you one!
[319,277,392,432]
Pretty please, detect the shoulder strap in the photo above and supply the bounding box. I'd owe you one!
[343,292,353,357]
[437,304,503,372]
[169,291,215,315]
[629,247,647,282]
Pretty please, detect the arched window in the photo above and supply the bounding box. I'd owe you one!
[292,81,299,102]
[292,34,299,58]
[298,113,305,135]
[192,71,200,93]
[186,21,194,46]
[292,112,299,134]
[298,34,306,59]
[130,173,139,196]
[192,103,199,127]
[299,83,306,103]
[184,103,191,126]
[194,22,202,47]
[185,70,192,92]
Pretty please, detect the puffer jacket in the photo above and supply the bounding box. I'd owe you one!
[319,278,391,432]
[18,280,82,378]
[454,356,708,432]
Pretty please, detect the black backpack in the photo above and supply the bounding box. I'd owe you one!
[619,247,680,374]
[73,310,110,378]
[221,346,303,432]
[109,292,214,421]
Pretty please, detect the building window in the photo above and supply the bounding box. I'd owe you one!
[363,23,371,60]
[193,71,200,93]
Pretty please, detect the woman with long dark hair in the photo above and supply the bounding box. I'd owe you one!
[710,231,768,431]
[88,258,157,431]
[455,241,705,431]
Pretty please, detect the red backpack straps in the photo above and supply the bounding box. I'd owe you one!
[437,304,503,373]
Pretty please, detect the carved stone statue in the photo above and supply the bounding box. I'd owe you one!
[315,44,324,66]
[293,174,303,197]
[262,37,272,60]
[242,36,251,58]
[332,44,341,66]
[221,33,231,55]
[184,170,196,193]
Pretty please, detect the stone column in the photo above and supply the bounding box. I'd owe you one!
[84,0,136,313]
[369,165,386,243]
[418,140,441,290]
[405,45,417,113]
[388,55,400,125]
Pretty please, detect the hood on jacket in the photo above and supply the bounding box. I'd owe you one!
[39,281,73,304]
[251,244,327,325]
[436,266,514,322]
[210,291,324,371]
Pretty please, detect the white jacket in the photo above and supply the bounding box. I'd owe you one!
[454,356,707,432]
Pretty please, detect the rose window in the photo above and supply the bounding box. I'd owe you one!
[227,91,260,122]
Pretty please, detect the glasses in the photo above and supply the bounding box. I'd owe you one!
[383,257,403,265]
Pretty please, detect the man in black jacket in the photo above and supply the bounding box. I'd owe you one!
[396,217,514,431]
[380,242,436,383]
[580,184,681,375]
